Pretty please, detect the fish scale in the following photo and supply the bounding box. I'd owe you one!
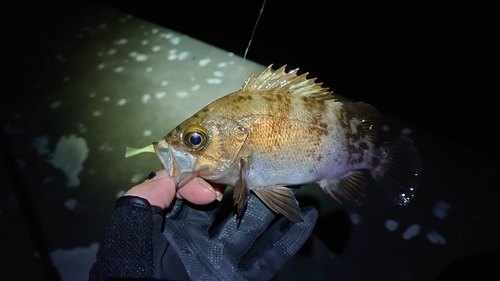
[126,64,422,222]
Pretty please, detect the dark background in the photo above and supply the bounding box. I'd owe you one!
[1,1,498,280]
[94,0,499,156]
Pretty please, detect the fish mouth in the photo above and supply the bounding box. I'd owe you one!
[153,139,197,187]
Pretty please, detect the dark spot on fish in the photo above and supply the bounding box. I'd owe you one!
[236,95,253,102]
[316,155,322,162]
[262,95,274,103]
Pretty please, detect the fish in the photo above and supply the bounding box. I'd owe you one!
[126,64,422,222]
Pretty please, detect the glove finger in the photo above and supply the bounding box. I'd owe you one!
[217,193,281,254]
[164,197,184,219]
[166,198,221,232]
[240,205,318,280]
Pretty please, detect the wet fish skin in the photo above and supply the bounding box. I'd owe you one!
[149,64,421,222]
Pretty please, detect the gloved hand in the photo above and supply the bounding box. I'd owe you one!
[160,191,318,281]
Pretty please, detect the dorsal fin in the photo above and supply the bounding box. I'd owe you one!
[240,64,335,101]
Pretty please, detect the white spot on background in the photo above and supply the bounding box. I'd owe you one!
[97,63,105,70]
[382,125,389,131]
[402,224,420,240]
[135,54,147,61]
[143,130,152,137]
[385,219,399,231]
[213,70,224,77]
[152,45,161,52]
[161,81,169,86]
[50,242,99,281]
[206,78,222,85]
[426,230,446,245]
[32,135,50,155]
[114,66,124,73]
[198,58,211,67]
[160,33,173,39]
[217,62,228,68]
[116,190,125,198]
[107,49,117,55]
[151,28,159,34]
[177,51,189,60]
[350,213,361,225]
[433,200,451,219]
[141,94,150,103]
[93,111,101,117]
[129,51,138,57]
[170,36,181,45]
[114,38,128,45]
[99,142,113,151]
[131,174,144,183]
[78,123,87,133]
[117,99,127,106]
[142,39,149,45]
[89,93,96,98]
[191,84,200,91]
[64,199,77,210]
[176,91,188,98]
[167,49,177,60]
[47,135,89,188]
[228,52,234,57]
[103,96,110,102]
[155,92,166,99]
[401,128,412,135]
[50,101,61,109]
[146,67,153,72]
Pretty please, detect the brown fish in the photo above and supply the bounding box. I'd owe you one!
[126,65,422,222]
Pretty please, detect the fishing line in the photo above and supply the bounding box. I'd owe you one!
[238,0,267,78]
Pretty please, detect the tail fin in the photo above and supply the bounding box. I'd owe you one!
[371,137,422,205]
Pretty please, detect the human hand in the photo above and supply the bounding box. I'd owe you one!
[160,189,319,281]
[124,169,224,209]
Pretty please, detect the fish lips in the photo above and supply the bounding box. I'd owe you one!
[153,139,198,187]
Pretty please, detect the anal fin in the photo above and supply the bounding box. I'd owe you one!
[252,186,303,222]
[318,171,366,206]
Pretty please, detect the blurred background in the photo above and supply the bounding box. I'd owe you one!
[1,1,498,280]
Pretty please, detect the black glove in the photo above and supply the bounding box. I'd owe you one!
[160,192,318,281]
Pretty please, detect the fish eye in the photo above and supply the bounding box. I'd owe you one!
[182,124,208,149]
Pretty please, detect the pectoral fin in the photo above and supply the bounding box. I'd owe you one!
[318,171,366,206]
[252,186,303,222]
[234,156,251,221]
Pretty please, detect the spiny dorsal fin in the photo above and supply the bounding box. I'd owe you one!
[240,64,335,101]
